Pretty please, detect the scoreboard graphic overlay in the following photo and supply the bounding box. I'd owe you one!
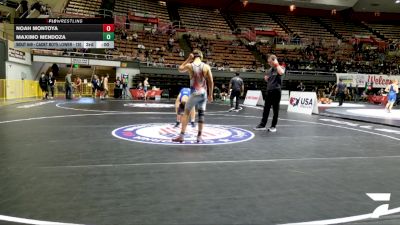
[14,18,114,49]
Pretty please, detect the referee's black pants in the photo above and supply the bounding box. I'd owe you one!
[230,90,241,109]
[261,89,281,128]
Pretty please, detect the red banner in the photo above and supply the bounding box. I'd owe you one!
[129,15,159,24]
[368,95,387,104]
[254,30,277,36]
[130,89,163,99]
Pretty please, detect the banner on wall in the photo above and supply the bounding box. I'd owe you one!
[336,73,400,89]
[287,91,319,115]
[71,58,89,65]
[8,48,26,61]
[243,90,264,106]
[7,40,31,65]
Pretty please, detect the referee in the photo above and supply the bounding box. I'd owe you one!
[229,72,244,112]
[254,55,285,132]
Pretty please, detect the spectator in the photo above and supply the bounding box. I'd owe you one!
[91,75,100,98]
[65,65,73,100]
[126,34,133,41]
[137,82,143,90]
[132,32,138,41]
[297,82,306,92]
[102,74,109,99]
[168,36,174,51]
[138,43,145,50]
[75,76,82,98]
[48,72,56,99]
[220,84,228,101]
[39,72,49,100]
[146,55,153,66]
[121,30,127,40]
[223,61,229,68]
[115,77,122,89]
[179,48,185,58]
[159,56,165,66]
[143,77,150,101]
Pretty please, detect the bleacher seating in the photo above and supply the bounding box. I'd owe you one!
[178,6,231,33]
[366,23,400,40]
[65,0,102,17]
[276,14,337,44]
[233,12,287,37]
[114,0,170,23]
[188,37,259,70]
[320,18,378,41]
[114,31,182,65]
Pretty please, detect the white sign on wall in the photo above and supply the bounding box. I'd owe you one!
[71,58,89,65]
[243,90,264,106]
[8,48,31,65]
[281,90,289,101]
[287,91,319,115]
[336,73,400,89]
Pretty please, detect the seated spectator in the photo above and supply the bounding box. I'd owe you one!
[205,48,211,57]
[223,61,229,68]
[138,43,145,50]
[137,82,143,90]
[220,84,228,101]
[159,56,165,64]
[168,36,174,45]
[121,30,127,40]
[126,34,133,41]
[213,86,221,100]
[115,77,122,89]
[179,49,185,58]
[146,55,153,66]
[132,32,138,41]
[160,46,166,54]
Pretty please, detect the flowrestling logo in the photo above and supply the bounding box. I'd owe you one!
[289,97,314,108]
[112,123,254,145]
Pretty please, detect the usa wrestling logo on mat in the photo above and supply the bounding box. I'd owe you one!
[112,123,254,145]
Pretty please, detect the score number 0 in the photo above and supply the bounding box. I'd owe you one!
[103,24,115,32]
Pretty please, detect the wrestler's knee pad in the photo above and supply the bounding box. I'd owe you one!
[198,109,205,123]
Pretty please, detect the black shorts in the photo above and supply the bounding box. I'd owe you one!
[40,86,48,92]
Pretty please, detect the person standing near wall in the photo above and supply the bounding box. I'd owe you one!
[102,74,109,99]
[48,72,56,99]
[39,72,49,100]
[75,76,82,98]
[229,72,244,112]
[336,79,347,106]
[143,77,150,101]
[65,64,73,100]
